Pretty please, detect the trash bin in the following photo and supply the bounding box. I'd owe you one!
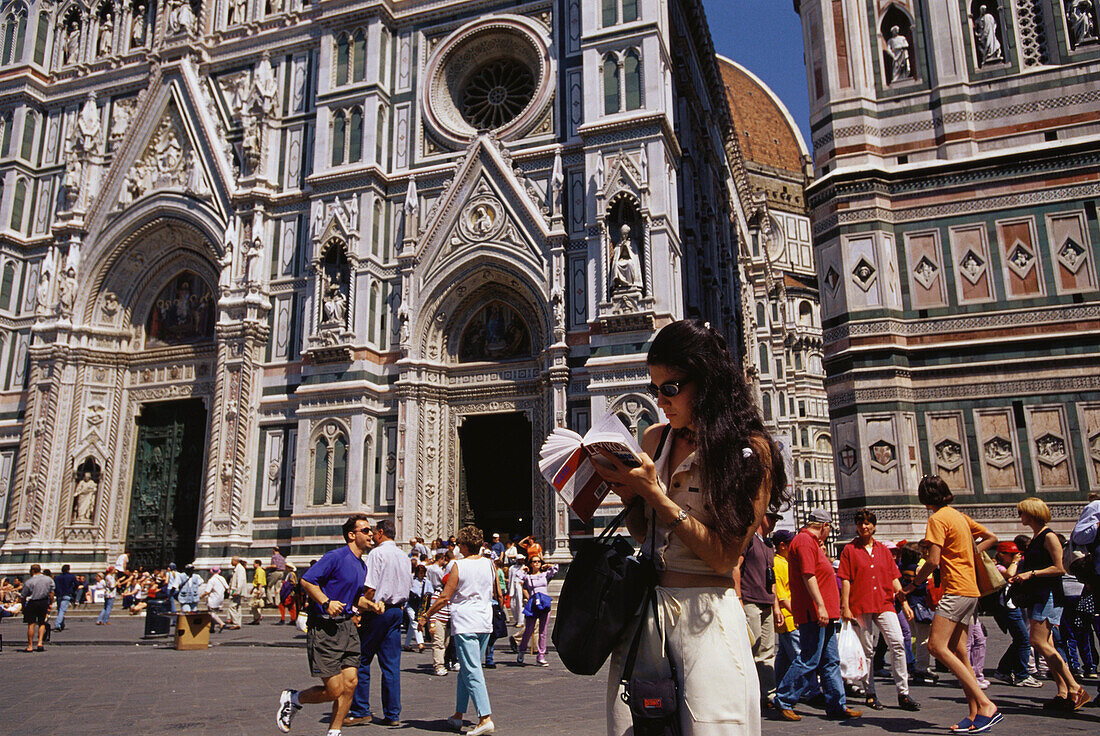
[143,599,173,638]
[175,612,212,650]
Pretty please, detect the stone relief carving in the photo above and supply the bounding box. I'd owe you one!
[1069,0,1097,46]
[1034,433,1067,466]
[167,0,198,35]
[117,113,209,207]
[934,438,963,471]
[959,250,986,284]
[983,436,1014,467]
[913,256,938,289]
[868,439,897,472]
[109,97,136,149]
[76,93,102,155]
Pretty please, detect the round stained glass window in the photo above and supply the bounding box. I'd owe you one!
[460,59,536,131]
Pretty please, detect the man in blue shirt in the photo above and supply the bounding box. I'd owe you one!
[277,513,379,736]
[52,564,78,631]
[490,533,505,560]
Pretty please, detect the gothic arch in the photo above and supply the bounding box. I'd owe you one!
[608,393,659,439]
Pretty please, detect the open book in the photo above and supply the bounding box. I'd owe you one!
[538,413,644,522]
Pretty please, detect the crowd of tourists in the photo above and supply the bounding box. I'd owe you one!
[7,320,1100,736]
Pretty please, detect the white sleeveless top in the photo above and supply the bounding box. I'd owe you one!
[448,556,495,634]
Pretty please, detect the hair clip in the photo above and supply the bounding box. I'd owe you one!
[704,321,712,330]
[742,447,753,458]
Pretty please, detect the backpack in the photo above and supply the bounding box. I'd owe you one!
[1064,540,1097,586]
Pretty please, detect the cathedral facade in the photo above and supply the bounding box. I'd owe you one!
[0,0,753,571]
[796,0,1100,538]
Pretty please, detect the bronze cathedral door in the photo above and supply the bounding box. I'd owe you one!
[124,399,208,570]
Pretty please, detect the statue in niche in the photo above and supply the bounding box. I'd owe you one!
[76,93,101,154]
[241,110,261,171]
[611,224,643,293]
[266,0,282,15]
[97,13,114,57]
[62,145,83,207]
[253,53,279,117]
[886,26,912,83]
[168,0,196,35]
[397,302,411,344]
[35,268,52,315]
[63,21,81,66]
[58,266,77,318]
[458,302,531,362]
[185,150,210,196]
[230,0,247,25]
[321,279,347,325]
[131,4,147,47]
[72,471,99,523]
[974,5,1003,65]
[1070,0,1097,45]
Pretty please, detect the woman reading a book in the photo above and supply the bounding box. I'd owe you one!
[593,319,787,736]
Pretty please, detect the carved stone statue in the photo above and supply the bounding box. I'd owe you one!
[241,110,261,170]
[1071,0,1097,45]
[72,472,98,523]
[97,13,114,58]
[131,4,147,47]
[253,53,279,117]
[612,224,643,292]
[109,98,135,148]
[168,0,197,35]
[58,266,77,317]
[230,0,247,25]
[77,93,101,154]
[886,26,912,83]
[397,302,411,343]
[266,0,283,15]
[35,268,51,315]
[63,21,81,66]
[322,280,347,325]
[975,5,1003,65]
[62,145,83,207]
[186,150,210,196]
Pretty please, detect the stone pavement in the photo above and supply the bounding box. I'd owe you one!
[3,612,1100,735]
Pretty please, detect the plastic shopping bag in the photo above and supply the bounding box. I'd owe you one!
[295,611,309,633]
[838,621,869,686]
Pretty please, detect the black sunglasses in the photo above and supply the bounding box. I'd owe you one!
[646,379,690,398]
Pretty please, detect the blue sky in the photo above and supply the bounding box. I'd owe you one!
[702,0,812,147]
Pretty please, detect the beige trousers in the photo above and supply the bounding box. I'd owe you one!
[606,587,760,736]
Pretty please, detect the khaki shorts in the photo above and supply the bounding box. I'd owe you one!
[935,594,979,624]
[306,617,360,679]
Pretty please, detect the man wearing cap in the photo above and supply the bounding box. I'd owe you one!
[202,565,230,631]
[166,562,184,613]
[490,533,505,560]
[772,508,861,722]
[990,541,1041,687]
[839,509,920,712]
[178,564,205,612]
[737,510,782,707]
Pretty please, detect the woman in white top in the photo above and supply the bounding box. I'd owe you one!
[595,320,788,736]
[201,566,230,632]
[421,525,501,736]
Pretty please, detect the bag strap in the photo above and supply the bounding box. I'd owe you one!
[619,587,681,695]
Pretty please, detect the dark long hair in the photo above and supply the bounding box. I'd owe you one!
[647,320,789,543]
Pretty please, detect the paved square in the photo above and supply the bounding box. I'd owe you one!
[3,613,1100,735]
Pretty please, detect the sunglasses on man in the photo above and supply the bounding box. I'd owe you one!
[646,379,690,398]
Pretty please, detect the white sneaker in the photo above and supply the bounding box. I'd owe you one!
[276,689,300,733]
[433,666,449,676]
[468,720,495,735]
[448,662,460,671]
[1018,675,1044,688]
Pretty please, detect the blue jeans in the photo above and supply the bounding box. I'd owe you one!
[96,596,115,624]
[54,597,72,629]
[992,603,1030,679]
[454,633,492,718]
[350,606,403,720]
[774,621,845,713]
[775,629,799,685]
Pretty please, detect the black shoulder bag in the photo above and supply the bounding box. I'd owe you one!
[552,426,671,676]
[619,505,682,736]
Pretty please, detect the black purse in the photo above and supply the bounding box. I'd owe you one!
[491,600,508,639]
[551,426,671,676]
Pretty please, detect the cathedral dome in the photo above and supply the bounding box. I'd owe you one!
[716,55,808,174]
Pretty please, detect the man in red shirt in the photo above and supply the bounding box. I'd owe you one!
[839,509,921,712]
[772,508,861,722]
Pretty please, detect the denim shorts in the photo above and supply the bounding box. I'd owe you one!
[1027,591,1063,625]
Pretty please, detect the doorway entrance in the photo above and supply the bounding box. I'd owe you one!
[124,398,208,570]
[458,412,533,540]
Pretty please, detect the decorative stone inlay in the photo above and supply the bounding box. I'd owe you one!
[868,439,897,472]
[934,438,964,471]
[983,436,1014,468]
[959,250,986,284]
[824,266,840,293]
[1089,428,1100,462]
[913,255,939,289]
[1058,236,1087,273]
[1034,433,1067,467]
[1006,241,1035,278]
[852,258,876,291]
[838,444,857,475]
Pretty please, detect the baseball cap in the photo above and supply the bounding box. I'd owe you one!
[168,563,177,570]
[210,565,221,574]
[771,530,795,545]
[808,507,832,524]
[493,533,500,538]
[997,541,1019,555]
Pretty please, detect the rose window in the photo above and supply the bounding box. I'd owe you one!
[461,60,536,130]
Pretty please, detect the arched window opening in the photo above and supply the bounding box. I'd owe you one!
[145,272,216,346]
[624,49,642,110]
[603,54,620,115]
[352,29,366,82]
[761,393,772,421]
[758,343,769,372]
[800,427,809,446]
[349,107,363,163]
[20,110,35,160]
[379,26,389,82]
[779,391,786,416]
[804,460,813,479]
[331,109,345,166]
[755,302,766,326]
[335,33,349,86]
[332,436,347,504]
[1,8,27,66]
[312,423,349,505]
[10,178,26,232]
[798,300,813,325]
[368,283,379,344]
[602,0,617,27]
[32,10,48,65]
[375,106,386,166]
[0,261,15,311]
[372,200,383,257]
